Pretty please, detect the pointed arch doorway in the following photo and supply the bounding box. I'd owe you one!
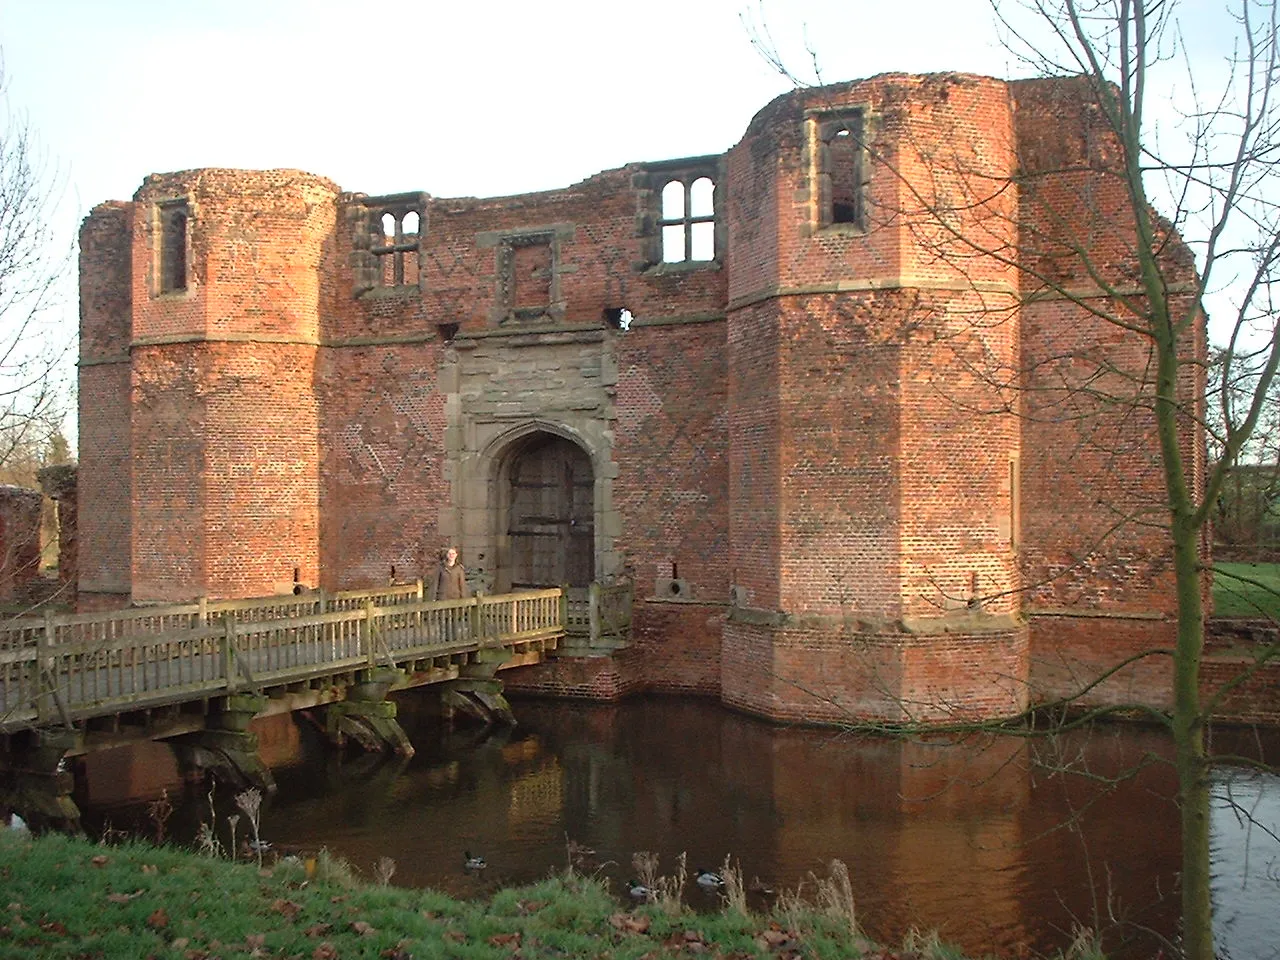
[495,431,595,592]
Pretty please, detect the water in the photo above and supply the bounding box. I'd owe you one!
[74,695,1280,959]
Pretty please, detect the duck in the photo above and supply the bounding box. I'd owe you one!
[463,850,487,871]
[7,813,28,834]
[694,868,725,891]
[627,879,654,902]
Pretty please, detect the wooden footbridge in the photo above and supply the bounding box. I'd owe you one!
[0,582,632,826]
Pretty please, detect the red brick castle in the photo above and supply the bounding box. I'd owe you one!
[76,74,1205,724]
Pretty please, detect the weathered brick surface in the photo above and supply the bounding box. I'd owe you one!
[78,202,133,602]
[75,73,1227,724]
[0,486,43,601]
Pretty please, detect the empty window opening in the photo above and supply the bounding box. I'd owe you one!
[367,197,425,290]
[438,322,459,342]
[689,177,713,217]
[816,111,866,229]
[159,202,188,294]
[603,307,633,331]
[662,181,685,220]
[659,177,716,263]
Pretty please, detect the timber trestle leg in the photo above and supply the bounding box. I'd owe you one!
[174,693,276,795]
[0,729,83,831]
[323,667,415,758]
[441,646,517,726]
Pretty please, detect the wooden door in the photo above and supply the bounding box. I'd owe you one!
[508,436,594,588]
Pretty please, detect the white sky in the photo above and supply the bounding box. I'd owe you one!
[0,0,1255,446]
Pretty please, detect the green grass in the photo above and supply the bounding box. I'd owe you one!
[1213,562,1280,619]
[0,831,995,960]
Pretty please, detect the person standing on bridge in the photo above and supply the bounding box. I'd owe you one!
[436,546,469,601]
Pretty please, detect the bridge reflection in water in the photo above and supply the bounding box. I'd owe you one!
[71,697,1279,960]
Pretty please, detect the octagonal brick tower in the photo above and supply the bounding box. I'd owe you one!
[722,75,1027,723]
[124,169,337,601]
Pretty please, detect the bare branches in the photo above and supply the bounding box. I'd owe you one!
[0,58,71,483]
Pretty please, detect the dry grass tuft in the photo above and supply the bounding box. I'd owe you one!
[631,850,687,916]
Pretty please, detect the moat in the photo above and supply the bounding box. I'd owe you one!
[74,696,1279,960]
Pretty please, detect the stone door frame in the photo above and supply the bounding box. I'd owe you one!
[443,418,621,594]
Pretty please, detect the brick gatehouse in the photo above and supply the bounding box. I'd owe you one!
[76,73,1206,724]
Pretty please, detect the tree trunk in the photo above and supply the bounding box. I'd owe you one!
[1172,519,1214,960]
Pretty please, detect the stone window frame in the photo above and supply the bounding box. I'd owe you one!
[352,191,428,298]
[636,154,724,273]
[153,198,190,297]
[806,105,871,233]
[478,223,574,327]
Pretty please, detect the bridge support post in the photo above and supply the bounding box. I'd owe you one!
[441,647,517,726]
[324,667,415,757]
[0,729,83,831]
[174,693,276,794]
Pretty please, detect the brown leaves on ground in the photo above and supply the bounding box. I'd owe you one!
[105,889,144,904]
[488,930,521,948]
[515,899,546,915]
[90,855,108,867]
[350,920,377,937]
[755,922,802,957]
[379,941,414,960]
[312,942,338,960]
[660,929,712,954]
[302,922,333,938]
[271,898,303,920]
[146,907,168,929]
[608,912,652,935]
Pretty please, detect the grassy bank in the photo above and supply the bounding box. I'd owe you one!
[1213,561,1280,618]
[0,830,1106,960]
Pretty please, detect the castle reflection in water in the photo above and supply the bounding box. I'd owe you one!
[74,696,1277,960]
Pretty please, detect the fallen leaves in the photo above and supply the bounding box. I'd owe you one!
[302,922,332,938]
[145,907,168,929]
[608,912,651,935]
[350,920,377,937]
[488,930,521,948]
[271,898,303,920]
[104,889,144,904]
[90,855,108,868]
[755,923,801,954]
[312,943,338,960]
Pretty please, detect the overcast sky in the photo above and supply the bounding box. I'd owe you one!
[0,0,1253,444]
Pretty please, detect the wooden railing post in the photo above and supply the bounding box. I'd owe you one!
[469,596,481,644]
[558,587,568,633]
[221,614,238,694]
[589,582,602,645]
[36,609,55,723]
[364,598,376,668]
[198,595,208,626]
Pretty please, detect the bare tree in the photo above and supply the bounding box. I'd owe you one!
[0,58,72,602]
[747,2,1280,957]
[0,60,69,463]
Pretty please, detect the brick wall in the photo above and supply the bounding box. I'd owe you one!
[78,202,133,601]
[0,486,42,601]
[74,72,1236,726]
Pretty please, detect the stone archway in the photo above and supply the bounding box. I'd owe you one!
[496,432,594,591]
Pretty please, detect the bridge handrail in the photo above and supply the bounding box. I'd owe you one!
[0,581,429,651]
[0,588,566,731]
